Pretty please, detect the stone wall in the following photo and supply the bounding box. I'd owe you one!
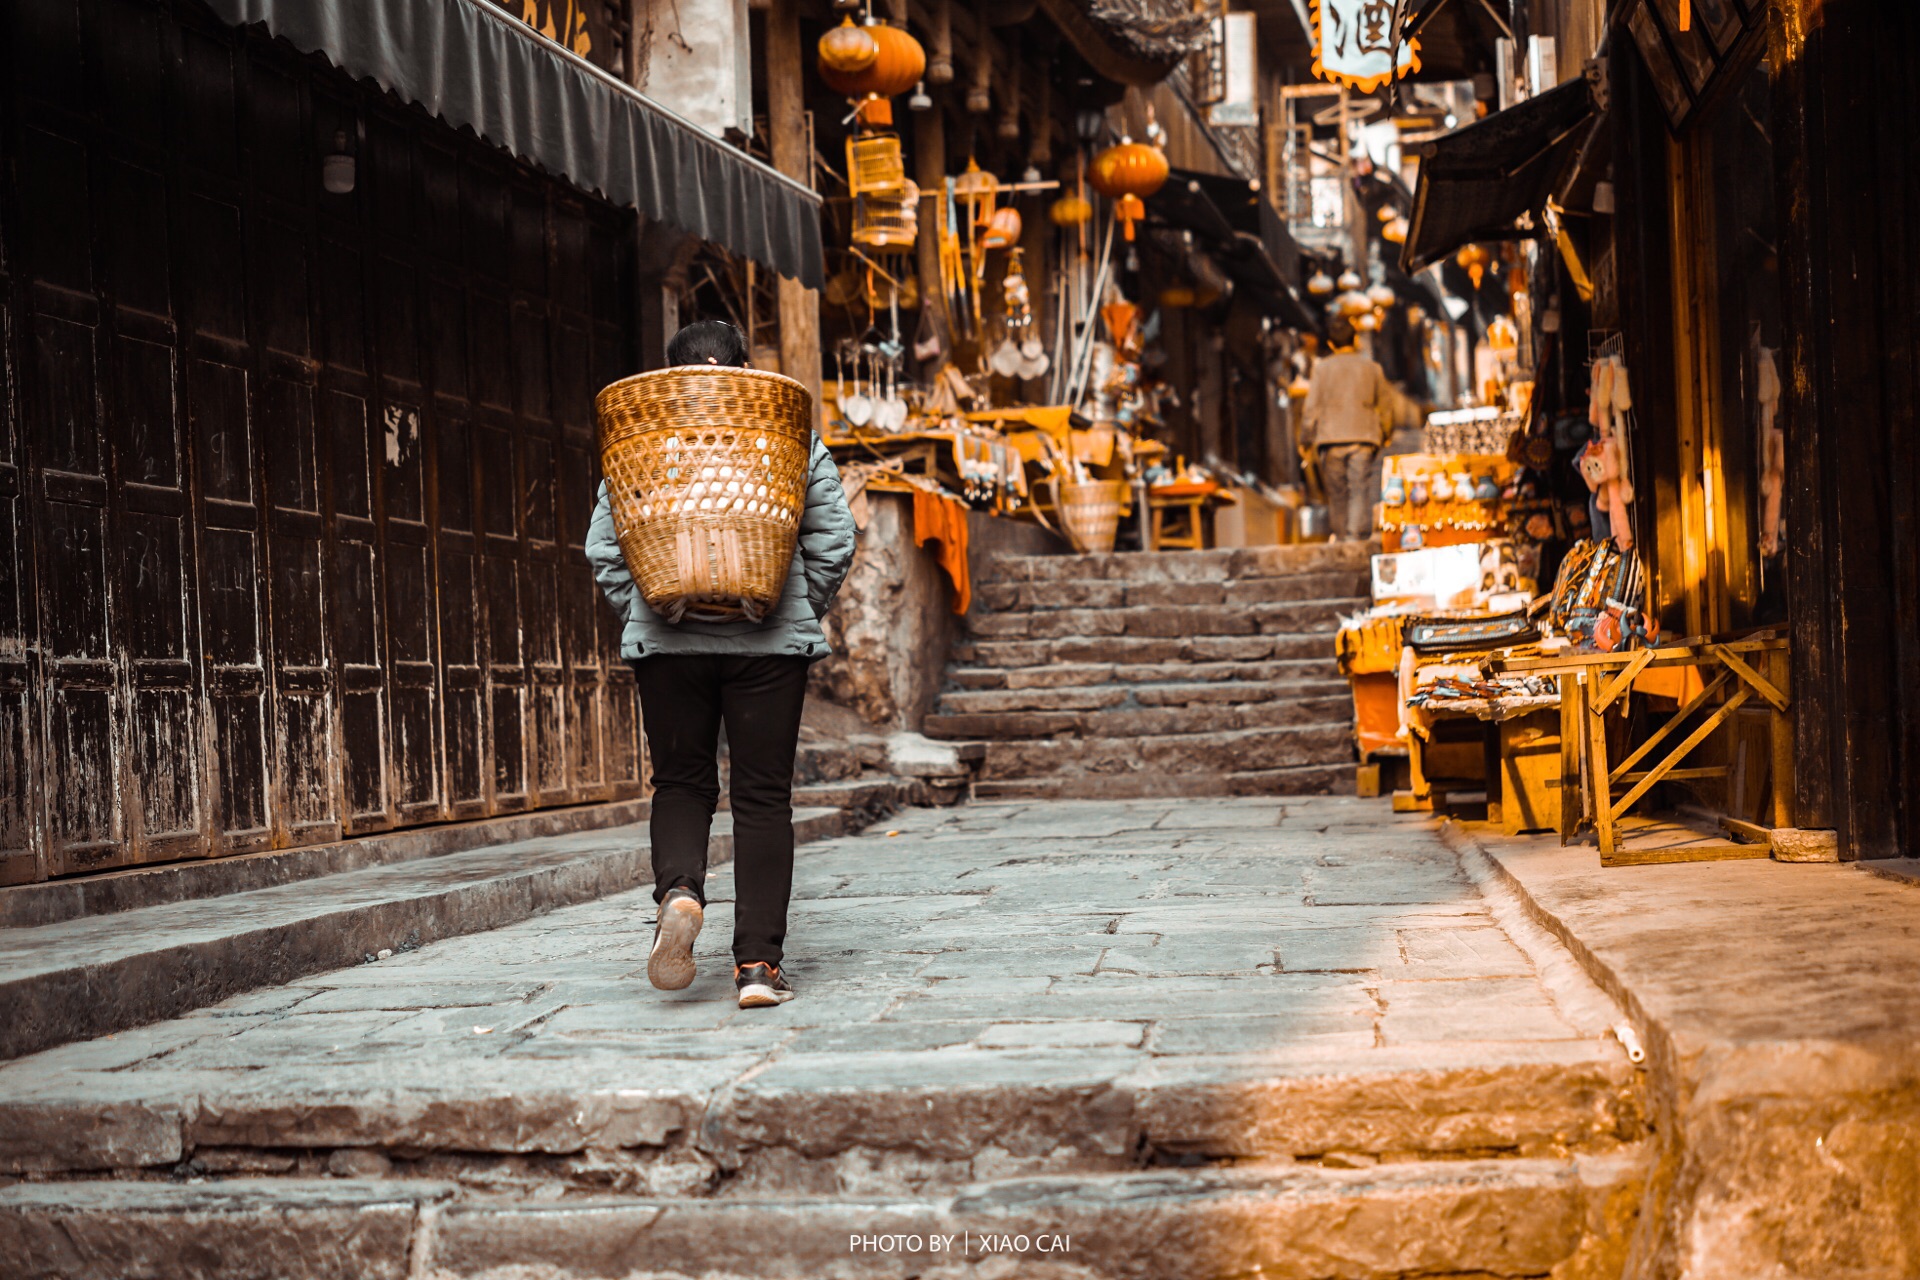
[809,493,958,730]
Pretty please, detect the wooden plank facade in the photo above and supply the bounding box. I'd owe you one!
[0,0,645,884]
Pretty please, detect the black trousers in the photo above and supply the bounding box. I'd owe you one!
[630,653,810,967]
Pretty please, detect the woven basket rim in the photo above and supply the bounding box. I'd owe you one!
[596,364,815,406]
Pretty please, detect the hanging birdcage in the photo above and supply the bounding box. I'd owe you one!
[853,179,920,250]
[847,134,907,196]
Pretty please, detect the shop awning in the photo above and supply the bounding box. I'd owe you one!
[1149,171,1319,331]
[1400,77,1596,274]
[205,0,825,288]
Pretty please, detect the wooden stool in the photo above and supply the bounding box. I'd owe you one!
[1149,495,1207,550]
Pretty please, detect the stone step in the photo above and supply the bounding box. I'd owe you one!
[949,656,1344,691]
[954,724,1355,781]
[0,808,850,1062]
[965,598,1366,642]
[937,679,1352,716]
[925,698,1355,743]
[0,1036,1640,1182]
[980,542,1376,586]
[957,632,1342,671]
[972,570,1373,614]
[0,800,650,931]
[973,761,1358,800]
[0,1152,1644,1279]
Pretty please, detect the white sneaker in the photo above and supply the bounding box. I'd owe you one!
[647,887,703,991]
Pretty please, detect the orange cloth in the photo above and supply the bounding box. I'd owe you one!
[912,489,972,614]
[1633,664,1707,704]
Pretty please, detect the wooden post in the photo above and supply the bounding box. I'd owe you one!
[914,104,949,344]
[766,0,822,410]
[1584,677,1615,859]
[1559,673,1581,842]
[1767,645,1794,830]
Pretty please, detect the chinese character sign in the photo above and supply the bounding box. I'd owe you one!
[1312,0,1420,93]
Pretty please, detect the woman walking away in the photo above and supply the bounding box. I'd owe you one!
[585,320,856,1008]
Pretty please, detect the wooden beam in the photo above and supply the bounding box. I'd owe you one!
[765,0,822,409]
[1593,648,1654,713]
[1601,841,1769,868]
[1708,643,1790,712]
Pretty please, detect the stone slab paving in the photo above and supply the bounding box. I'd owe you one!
[0,798,1641,1189]
[1462,823,1920,1280]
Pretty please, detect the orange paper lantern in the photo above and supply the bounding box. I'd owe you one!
[982,206,1023,249]
[820,20,926,103]
[1115,193,1145,240]
[1049,192,1092,226]
[817,16,879,75]
[1088,138,1169,201]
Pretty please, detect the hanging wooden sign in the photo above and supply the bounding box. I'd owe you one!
[1310,0,1420,93]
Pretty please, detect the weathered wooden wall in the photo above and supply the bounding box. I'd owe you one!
[1769,0,1920,857]
[0,0,645,884]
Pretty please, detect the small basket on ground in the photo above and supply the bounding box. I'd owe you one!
[596,366,814,624]
[1057,479,1128,554]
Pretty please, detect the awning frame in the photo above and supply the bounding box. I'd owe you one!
[205,0,825,287]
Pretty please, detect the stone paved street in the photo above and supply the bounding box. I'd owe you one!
[6,798,1627,1099]
[2,798,1653,1278]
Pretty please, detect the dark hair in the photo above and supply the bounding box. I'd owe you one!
[1327,317,1357,348]
[667,320,748,367]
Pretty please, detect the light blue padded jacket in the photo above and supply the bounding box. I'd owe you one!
[584,433,857,661]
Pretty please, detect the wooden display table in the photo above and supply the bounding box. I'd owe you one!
[1491,634,1791,866]
[1147,483,1232,551]
[1401,694,1564,835]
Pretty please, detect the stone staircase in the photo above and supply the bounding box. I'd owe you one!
[926,544,1373,798]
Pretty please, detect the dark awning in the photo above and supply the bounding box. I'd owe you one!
[1400,77,1596,274]
[206,0,825,288]
[1149,170,1319,331]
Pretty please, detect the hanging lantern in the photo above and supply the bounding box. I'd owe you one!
[1337,268,1362,292]
[819,19,926,125]
[1354,310,1381,332]
[1366,282,1396,308]
[1090,137,1169,201]
[1456,243,1492,289]
[982,206,1023,250]
[818,16,880,76]
[1159,285,1197,308]
[1049,192,1092,226]
[1306,269,1335,296]
[1383,216,1409,244]
[1115,193,1146,240]
[1377,205,1396,223]
[1335,290,1372,318]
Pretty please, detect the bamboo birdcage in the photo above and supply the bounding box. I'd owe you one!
[595,367,814,624]
[847,134,907,196]
[852,179,919,250]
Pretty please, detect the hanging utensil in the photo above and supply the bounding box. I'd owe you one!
[843,347,874,427]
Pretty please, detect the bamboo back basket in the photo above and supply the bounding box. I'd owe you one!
[596,366,814,624]
[1058,479,1128,555]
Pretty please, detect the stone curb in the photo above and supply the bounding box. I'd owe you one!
[0,809,849,1063]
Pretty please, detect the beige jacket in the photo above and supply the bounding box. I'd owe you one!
[1302,351,1394,447]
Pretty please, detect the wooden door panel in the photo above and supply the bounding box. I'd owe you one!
[443,686,484,810]
[491,684,525,804]
[212,688,269,845]
[532,679,566,797]
[32,316,103,477]
[340,687,386,821]
[275,691,336,835]
[46,683,119,874]
[189,359,251,505]
[132,687,200,845]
